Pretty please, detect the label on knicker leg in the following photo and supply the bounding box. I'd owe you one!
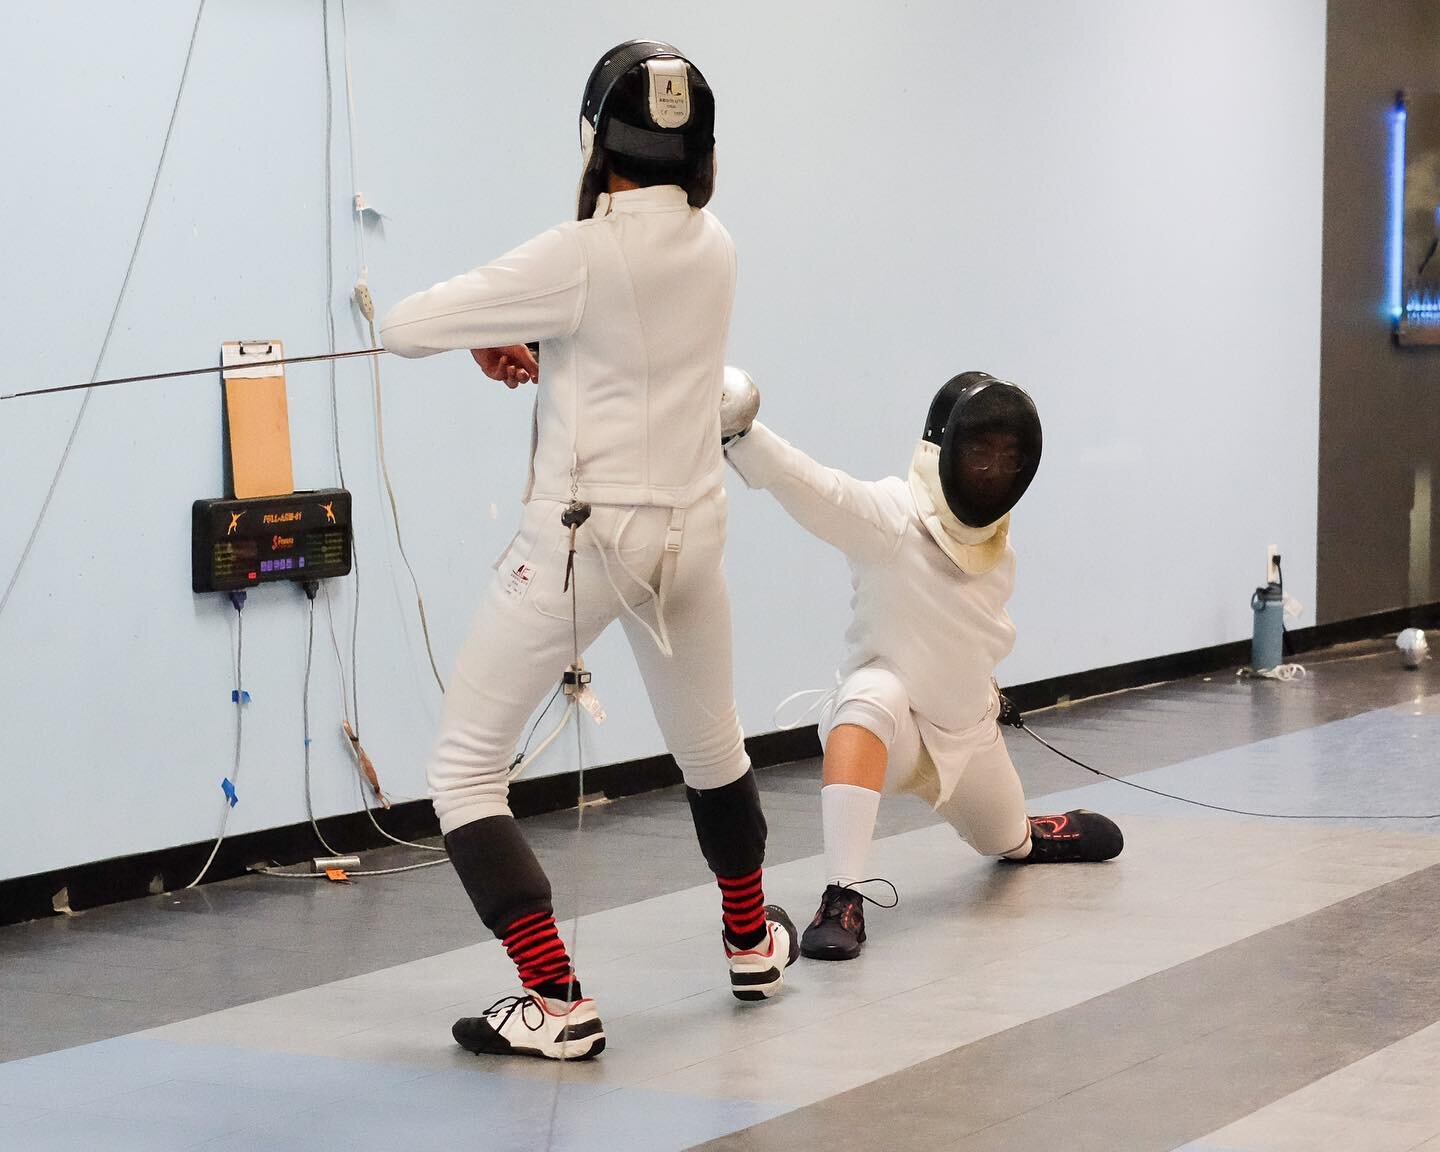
[504,559,535,601]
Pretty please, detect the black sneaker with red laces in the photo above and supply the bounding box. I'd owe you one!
[1012,809,1123,864]
[799,884,867,961]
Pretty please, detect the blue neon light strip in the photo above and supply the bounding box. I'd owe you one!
[1389,96,1407,322]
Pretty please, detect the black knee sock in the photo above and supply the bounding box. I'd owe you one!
[687,771,770,948]
[445,815,581,999]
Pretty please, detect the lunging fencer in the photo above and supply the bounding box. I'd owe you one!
[379,41,797,1062]
[720,369,1123,962]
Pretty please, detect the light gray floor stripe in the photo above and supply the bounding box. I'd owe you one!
[1176,1017,1440,1150]
[692,862,1440,1152]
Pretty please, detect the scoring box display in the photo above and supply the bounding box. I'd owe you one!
[192,488,353,593]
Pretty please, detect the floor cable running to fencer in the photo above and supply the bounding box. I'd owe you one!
[1012,712,1440,821]
[253,856,451,880]
[0,0,207,624]
[543,502,596,1143]
[509,685,570,779]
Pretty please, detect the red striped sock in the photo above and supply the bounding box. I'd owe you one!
[502,910,581,1000]
[718,868,768,949]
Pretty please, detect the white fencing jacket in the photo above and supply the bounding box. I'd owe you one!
[728,422,1017,783]
[380,186,735,508]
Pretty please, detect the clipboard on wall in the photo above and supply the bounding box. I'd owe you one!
[221,340,294,498]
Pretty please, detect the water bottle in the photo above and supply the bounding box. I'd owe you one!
[1251,582,1284,670]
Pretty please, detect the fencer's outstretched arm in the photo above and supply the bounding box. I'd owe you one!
[726,422,906,564]
[380,229,588,358]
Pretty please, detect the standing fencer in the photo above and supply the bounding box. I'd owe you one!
[379,41,797,1062]
[720,369,1122,961]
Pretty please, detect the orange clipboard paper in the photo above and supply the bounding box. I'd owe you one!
[222,341,294,499]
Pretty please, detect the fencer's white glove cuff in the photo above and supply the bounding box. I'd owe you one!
[721,420,781,490]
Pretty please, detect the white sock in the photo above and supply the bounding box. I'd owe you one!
[822,783,882,888]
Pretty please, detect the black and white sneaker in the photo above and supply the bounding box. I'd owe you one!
[724,905,799,1001]
[452,992,605,1061]
[799,884,867,961]
[1012,809,1124,864]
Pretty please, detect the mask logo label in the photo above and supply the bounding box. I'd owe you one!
[647,58,691,128]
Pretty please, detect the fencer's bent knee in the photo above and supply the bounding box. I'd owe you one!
[828,700,899,748]
[428,742,513,835]
[826,667,911,750]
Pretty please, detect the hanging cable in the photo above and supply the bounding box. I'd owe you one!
[0,0,207,622]
[322,2,438,851]
[187,591,247,888]
[369,326,447,694]
[544,501,596,1099]
[320,0,364,757]
[335,0,446,696]
[510,685,576,781]
[356,796,447,853]
[289,580,448,869]
[265,6,438,870]
[321,582,356,727]
[302,585,349,857]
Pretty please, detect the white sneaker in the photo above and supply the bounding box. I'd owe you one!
[452,992,606,1060]
[724,905,799,1001]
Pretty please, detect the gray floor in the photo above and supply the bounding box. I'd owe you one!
[2,638,1438,1150]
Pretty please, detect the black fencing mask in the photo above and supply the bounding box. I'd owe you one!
[576,40,716,220]
[909,373,1042,574]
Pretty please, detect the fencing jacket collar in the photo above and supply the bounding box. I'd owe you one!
[907,440,1009,576]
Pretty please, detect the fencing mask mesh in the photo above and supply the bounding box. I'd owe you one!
[909,373,1042,574]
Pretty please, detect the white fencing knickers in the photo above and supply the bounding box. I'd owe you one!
[429,485,750,835]
[818,665,1030,857]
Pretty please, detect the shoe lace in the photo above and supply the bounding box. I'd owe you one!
[824,877,900,917]
[482,993,546,1033]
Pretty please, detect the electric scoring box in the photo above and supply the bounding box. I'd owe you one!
[192,488,353,593]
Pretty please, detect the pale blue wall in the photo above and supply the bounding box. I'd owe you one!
[0,0,1326,881]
